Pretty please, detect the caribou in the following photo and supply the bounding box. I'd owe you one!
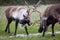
[38,4,60,37]
[4,0,42,35]
[5,6,32,35]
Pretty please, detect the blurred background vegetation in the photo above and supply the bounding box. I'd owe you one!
[0,0,60,6]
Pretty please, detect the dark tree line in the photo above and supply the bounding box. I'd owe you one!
[0,0,60,6]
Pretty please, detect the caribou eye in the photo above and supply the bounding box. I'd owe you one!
[23,15,26,17]
[23,15,27,19]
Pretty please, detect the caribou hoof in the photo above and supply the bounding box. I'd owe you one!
[27,33,29,36]
[8,31,10,33]
[14,33,16,36]
[52,35,55,37]
[5,30,7,32]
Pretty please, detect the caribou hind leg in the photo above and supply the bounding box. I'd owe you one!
[52,23,55,37]
[5,19,12,33]
[14,20,19,35]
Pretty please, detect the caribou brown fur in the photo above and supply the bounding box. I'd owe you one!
[5,6,31,35]
[38,4,60,37]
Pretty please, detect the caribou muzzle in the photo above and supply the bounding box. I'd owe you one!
[20,19,31,26]
[38,26,43,33]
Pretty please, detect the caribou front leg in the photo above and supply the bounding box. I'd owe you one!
[25,26,29,35]
[14,20,19,35]
[42,26,47,37]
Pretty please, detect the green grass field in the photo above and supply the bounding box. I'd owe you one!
[0,5,60,40]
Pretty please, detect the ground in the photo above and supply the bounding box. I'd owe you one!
[0,5,60,40]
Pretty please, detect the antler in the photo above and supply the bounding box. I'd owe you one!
[24,0,31,16]
[29,0,42,25]
[33,0,41,9]
[30,0,41,14]
[23,0,42,25]
[33,0,46,8]
[24,0,29,8]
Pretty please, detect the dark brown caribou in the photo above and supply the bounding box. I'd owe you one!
[38,4,60,37]
[5,6,32,35]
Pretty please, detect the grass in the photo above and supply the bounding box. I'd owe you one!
[0,5,60,40]
[0,34,60,40]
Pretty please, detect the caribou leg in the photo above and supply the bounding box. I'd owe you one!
[5,19,12,33]
[25,26,29,35]
[42,26,47,37]
[52,24,55,37]
[14,20,19,35]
